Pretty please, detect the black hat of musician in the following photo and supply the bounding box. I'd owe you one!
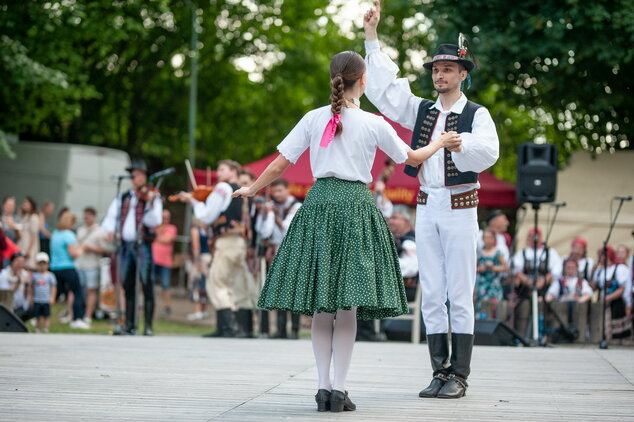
[126,159,148,174]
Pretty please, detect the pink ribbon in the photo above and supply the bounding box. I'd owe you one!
[319,114,341,148]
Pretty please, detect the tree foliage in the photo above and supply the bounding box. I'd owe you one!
[1,0,632,182]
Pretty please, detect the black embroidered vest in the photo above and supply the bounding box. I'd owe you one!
[403,99,482,186]
[212,183,244,236]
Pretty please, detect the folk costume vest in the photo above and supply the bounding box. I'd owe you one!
[212,183,244,237]
[119,190,155,243]
[404,99,482,186]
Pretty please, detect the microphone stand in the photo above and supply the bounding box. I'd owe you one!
[598,197,629,349]
[528,202,564,346]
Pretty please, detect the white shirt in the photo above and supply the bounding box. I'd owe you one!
[399,239,418,278]
[512,246,563,280]
[593,264,631,306]
[0,267,30,311]
[562,256,595,281]
[375,193,393,218]
[255,196,301,246]
[364,39,499,193]
[102,191,163,242]
[192,182,234,225]
[546,276,593,300]
[277,106,409,184]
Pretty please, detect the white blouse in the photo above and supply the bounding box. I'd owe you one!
[364,39,499,193]
[276,105,410,184]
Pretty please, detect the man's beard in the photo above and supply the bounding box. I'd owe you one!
[435,85,454,94]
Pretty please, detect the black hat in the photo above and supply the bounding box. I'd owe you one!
[423,43,475,72]
[126,159,148,174]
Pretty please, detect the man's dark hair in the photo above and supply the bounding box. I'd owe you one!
[84,206,97,216]
[239,169,255,180]
[271,178,289,188]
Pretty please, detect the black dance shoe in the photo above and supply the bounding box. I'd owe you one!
[436,374,467,399]
[314,389,331,412]
[143,327,154,336]
[330,390,356,412]
[419,373,448,398]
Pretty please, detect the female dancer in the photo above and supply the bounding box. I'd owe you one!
[233,51,455,412]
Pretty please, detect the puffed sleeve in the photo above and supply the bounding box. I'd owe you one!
[375,117,410,164]
[364,39,423,131]
[277,112,312,164]
[452,107,499,173]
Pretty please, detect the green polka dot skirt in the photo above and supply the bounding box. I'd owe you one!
[257,177,409,320]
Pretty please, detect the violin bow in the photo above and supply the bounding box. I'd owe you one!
[185,159,198,189]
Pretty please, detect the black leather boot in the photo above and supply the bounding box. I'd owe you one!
[419,333,450,398]
[235,309,254,338]
[203,309,229,337]
[289,313,300,339]
[220,308,237,337]
[437,333,473,399]
[272,311,287,338]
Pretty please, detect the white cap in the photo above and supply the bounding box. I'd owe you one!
[35,252,49,263]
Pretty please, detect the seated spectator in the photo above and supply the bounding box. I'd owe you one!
[511,228,562,338]
[0,252,32,321]
[477,209,510,261]
[76,207,108,324]
[476,229,507,320]
[30,252,57,333]
[563,237,594,284]
[153,209,177,318]
[18,197,40,270]
[545,258,593,343]
[373,179,393,219]
[590,246,632,342]
[388,205,417,282]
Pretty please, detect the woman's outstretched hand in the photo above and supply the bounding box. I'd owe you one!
[232,186,255,198]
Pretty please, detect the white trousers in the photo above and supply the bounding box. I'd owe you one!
[416,187,478,335]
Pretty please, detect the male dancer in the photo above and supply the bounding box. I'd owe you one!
[364,1,499,398]
[102,159,163,335]
[177,160,251,337]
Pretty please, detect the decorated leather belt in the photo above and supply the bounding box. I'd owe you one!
[416,189,479,209]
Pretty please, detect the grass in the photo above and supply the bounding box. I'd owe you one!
[30,304,213,336]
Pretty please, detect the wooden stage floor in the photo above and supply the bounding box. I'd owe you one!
[1,334,632,421]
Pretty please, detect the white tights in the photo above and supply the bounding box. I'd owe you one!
[311,307,357,392]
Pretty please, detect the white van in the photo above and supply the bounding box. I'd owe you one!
[0,141,131,221]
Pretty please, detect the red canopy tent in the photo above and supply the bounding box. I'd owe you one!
[194,116,517,208]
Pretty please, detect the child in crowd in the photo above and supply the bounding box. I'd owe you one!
[31,252,57,333]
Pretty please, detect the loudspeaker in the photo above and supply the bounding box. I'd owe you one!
[0,304,28,333]
[474,319,527,346]
[383,317,426,342]
[516,142,558,203]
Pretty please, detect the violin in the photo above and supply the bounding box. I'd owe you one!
[137,185,160,202]
[168,185,213,202]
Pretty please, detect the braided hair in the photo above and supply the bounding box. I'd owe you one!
[329,51,366,136]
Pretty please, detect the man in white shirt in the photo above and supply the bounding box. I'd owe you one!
[177,159,251,338]
[102,159,163,336]
[364,1,499,399]
[255,178,302,339]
